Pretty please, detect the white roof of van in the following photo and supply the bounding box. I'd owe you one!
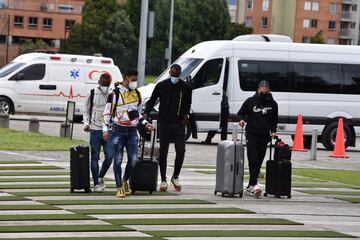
[12,53,115,65]
[181,40,360,59]
[233,34,293,43]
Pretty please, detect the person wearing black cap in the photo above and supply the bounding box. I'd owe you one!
[237,80,278,197]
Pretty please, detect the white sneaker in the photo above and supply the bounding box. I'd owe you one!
[99,178,105,190]
[93,184,103,193]
[160,181,168,192]
[246,185,254,195]
[253,184,262,197]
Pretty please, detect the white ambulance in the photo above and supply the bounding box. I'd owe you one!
[139,35,360,150]
[0,53,122,117]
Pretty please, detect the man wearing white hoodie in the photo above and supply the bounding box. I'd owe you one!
[83,73,113,193]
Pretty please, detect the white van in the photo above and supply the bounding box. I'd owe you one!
[139,35,360,150]
[0,53,122,117]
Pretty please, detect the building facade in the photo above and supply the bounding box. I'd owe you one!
[237,0,360,45]
[0,0,84,64]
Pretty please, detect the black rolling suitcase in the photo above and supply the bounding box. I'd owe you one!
[70,145,91,193]
[130,129,158,194]
[264,138,292,198]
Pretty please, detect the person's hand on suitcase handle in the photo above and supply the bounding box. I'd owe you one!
[271,132,277,139]
[239,120,246,127]
[146,123,154,131]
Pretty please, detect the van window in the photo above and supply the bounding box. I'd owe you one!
[341,65,360,94]
[9,64,46,81]
[291,62,340,93]
[192,58,223,89]
[238,61,288,91]
[0,62,25,78]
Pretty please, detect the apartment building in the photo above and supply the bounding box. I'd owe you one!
[0,0,84,64]
[238,0,360,45]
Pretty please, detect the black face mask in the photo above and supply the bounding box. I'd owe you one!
[259,92,271,101]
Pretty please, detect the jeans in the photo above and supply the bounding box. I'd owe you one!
[111,124,138,188]
[89,130,113,186]
[158,121,186,182]
[246,133,270,187]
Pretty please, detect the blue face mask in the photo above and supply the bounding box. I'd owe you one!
[170,76,180,84]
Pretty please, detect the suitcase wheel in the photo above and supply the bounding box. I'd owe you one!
[84,188,91,193]
[239,193,243,198]
[287,195,291,199]
[149,191,153,194]
[275,195,281,198]
[70,188,74,193]
[263,192,268,197]
[221,193,225,197]
[214,191,217,195]
[132,190,136,194]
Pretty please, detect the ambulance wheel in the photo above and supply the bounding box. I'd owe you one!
[0,97,13,115]
[263,193,268,197]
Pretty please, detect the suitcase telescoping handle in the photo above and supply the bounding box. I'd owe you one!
[232,124,244,143]
[140,120,157,162]
[269,135,279,161]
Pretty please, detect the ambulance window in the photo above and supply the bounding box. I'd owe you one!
[10,64,45,81]
[0,62,25,78]
[192,58,223,89]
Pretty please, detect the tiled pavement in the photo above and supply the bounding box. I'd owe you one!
[0,148,359,239]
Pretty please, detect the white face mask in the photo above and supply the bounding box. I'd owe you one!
[99,86,109,92]
[170,76,180,84]
[129,81,138,90]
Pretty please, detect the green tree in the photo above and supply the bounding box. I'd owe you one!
[99,10,137,69]
[225,23,253,40]
[143,0,232,74]
[61,0,120,54]
[20,39,50,54]
[310,31,325,44]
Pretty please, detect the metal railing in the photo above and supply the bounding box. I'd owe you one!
[341,11,357,20]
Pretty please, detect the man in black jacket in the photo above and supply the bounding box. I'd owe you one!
[238,80,278,197]
[144,64,192,192]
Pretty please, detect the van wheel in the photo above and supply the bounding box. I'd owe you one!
[0,97,13,115]
[321,121,352,150]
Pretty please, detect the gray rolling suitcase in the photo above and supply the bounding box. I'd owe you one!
[214,126,244,197]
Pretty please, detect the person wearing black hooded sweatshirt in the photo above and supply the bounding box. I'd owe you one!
[237,80,278,197]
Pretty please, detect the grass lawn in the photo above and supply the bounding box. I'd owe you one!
[0,128,86,151]
[144,75,157,84]
[293,168,360,187]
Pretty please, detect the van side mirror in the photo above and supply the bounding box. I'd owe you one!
[15,73,24,81]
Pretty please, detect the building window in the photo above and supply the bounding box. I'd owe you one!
[328,21,336,31]
[330,3,337,13]
[303,19,310,28]
[352,4,357,11]
[262,0,269,11]
[14,16,23,27]
[245,17,253,27]
[261,17,268,28]
[327,38,336,44]
[247,0,253,11]
[65,19,75,31]
[302,36,310,43]
[304,1,311,10]
[43,18,52,29]
[351,22,356,28]
[312,2,319,11]
[28,17,38,28]
[58,4,74,12]
[311,19,318,28]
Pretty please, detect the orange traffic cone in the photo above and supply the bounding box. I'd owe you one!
[330,118,349,158]
[292,114,307,152]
